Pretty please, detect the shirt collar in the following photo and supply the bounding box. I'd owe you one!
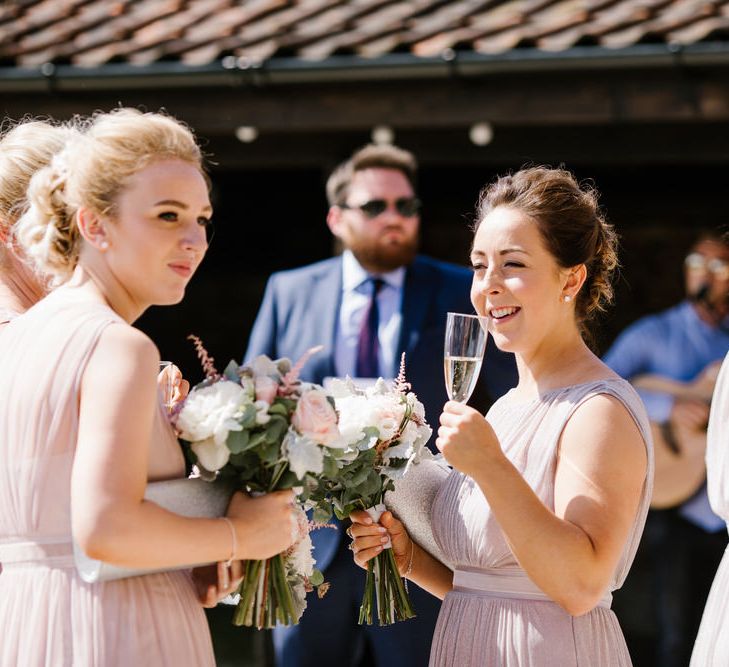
[341,249,406,292]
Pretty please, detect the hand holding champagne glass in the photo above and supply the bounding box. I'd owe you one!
[444,312,489,403]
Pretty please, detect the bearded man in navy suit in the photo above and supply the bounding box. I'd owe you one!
[245,144,517,667]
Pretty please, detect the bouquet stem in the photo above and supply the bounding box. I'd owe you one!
[233,554,300,629]
[358,547,416,626]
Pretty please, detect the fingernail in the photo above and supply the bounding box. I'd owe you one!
[380,536,389,543]
[378,527,387,534]
[363,517,373,525]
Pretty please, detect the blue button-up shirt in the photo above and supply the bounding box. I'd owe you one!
[334,250,405,379]
[604,300,729,531]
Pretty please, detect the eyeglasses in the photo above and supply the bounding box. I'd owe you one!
[685,253,729,280]
[340,197,421,219]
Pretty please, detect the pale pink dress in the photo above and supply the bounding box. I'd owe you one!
[0,288,215,666]
[691,352,729,666]
[430,378,654,666]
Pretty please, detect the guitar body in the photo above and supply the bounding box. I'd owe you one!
[650,420,707,509]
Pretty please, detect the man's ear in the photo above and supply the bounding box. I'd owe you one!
[76,207,109,251]
[326,206,343,239]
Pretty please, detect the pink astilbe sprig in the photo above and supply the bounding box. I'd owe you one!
[278,345,324,397]
[394,352,411,393]
[187,334,219,380]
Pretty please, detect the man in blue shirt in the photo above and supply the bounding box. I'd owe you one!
[604,232,729,666]
[245,143,517,667]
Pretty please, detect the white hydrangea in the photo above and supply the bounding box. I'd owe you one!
[284,430,324,479]
[176,380,250,446]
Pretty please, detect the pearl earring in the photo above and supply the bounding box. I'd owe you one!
[99,240,109,251]
[563,295,572,303]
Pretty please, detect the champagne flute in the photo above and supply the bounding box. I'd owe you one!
[443,312,489,403]
[159,361,175,413]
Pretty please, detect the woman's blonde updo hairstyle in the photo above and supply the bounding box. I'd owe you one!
[17,108,205,284]
[0,119,76,269]
[476,166,618,340]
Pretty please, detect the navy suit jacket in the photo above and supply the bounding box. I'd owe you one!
[245,254,517,570]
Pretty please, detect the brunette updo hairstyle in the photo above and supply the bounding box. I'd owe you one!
[476,166,618,340]
[16,108,205,285]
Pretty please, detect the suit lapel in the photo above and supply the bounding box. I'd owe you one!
[308,257,342,380]
[397,258,434,360]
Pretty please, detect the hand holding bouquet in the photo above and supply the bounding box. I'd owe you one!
[175,338,341,628]
[310,357,433,625]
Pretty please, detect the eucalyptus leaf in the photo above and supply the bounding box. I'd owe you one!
[227,429,250,454]
[223,360,240,382]
[312,504,333,525]
[268,402,289,417]
[239,403,258,429]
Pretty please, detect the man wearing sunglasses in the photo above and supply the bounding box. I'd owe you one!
[245,143,517,667]
[604,231,729,667]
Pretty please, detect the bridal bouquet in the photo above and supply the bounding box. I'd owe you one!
[175,337,342,629]
[310,357,433,626]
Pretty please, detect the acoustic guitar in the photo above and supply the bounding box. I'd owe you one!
[632,362,721,509]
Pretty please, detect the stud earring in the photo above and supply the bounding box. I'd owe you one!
[99,240,109,251]
[563,295,572,303]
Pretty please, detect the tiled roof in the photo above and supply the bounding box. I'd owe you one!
[2,0,729,69]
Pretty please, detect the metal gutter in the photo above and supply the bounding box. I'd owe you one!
[1,42,729,93]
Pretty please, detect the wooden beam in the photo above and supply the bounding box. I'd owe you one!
[3,68,729,133]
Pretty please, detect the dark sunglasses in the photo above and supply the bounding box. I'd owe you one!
[340,197,421,219]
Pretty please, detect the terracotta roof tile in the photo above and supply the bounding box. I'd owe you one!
[1,0,729,69]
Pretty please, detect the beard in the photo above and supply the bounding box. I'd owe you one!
[347,234,419,273]
[342,224,420,273]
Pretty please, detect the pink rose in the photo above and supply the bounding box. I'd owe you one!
[292,389,341,446]
[255,376,278,405]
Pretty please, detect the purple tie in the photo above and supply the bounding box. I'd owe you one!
[356,277,384,377]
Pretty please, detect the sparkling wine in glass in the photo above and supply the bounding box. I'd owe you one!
[444,312,489,403]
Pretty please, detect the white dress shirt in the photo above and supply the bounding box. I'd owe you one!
[334,250,405,379]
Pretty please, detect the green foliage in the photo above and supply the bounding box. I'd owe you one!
[223,360,240,382]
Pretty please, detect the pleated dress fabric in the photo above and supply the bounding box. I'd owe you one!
[691,352,729,666]
[0,288,215,667]
[430,378,654,666]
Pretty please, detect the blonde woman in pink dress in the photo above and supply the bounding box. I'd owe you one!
[0,119,75,328]
[0,109,297,666]
[350,167,653,666]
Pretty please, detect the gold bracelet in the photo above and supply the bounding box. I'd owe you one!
[221,517,236,567]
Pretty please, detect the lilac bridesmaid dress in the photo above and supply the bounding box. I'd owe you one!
[430,378,653,666]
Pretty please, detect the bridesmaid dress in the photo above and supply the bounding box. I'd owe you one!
[691,352,729,666]
[0,287,215,666]
[430,378,654,666]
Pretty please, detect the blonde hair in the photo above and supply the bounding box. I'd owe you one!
[0,118,76,270]
[16,108,205,284]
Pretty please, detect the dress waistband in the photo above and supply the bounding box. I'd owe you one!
[452,567,613,610]
[0,537,75,570]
